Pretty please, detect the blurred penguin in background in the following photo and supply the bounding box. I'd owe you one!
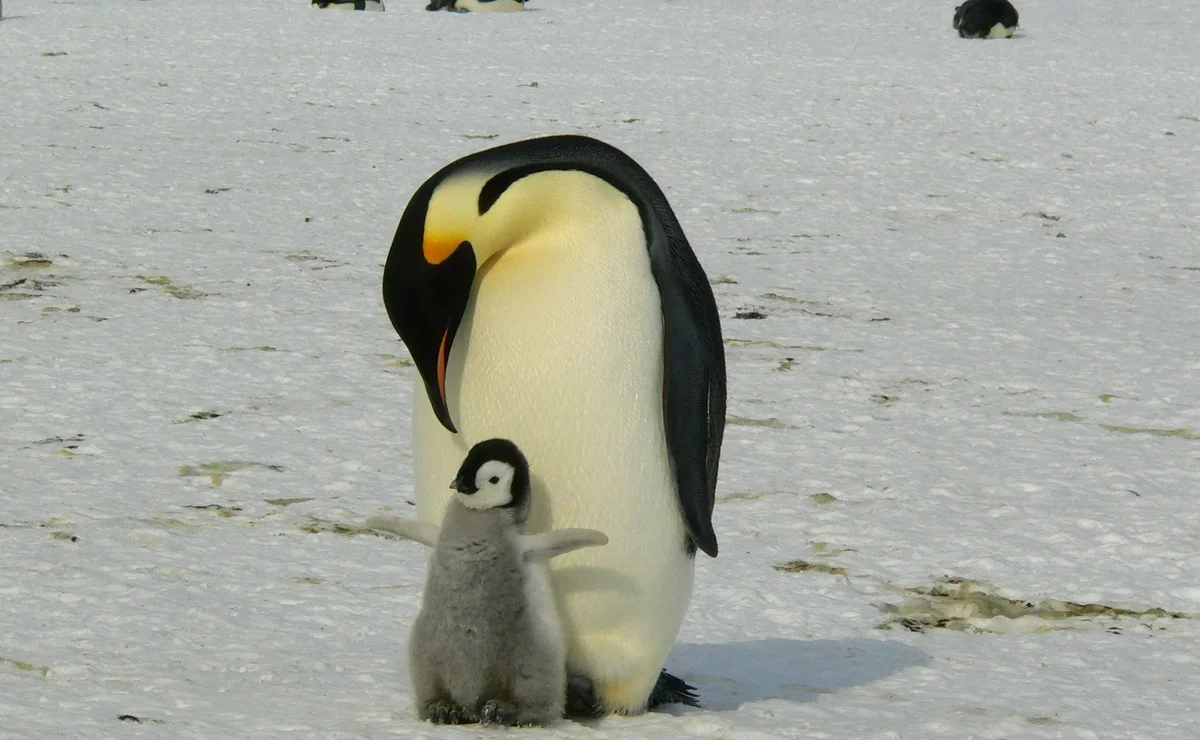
[427,0,528,12]
[313,0,385,10]
[954,0,1019,39]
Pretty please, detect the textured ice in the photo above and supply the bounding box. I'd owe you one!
[2,0,1198,738]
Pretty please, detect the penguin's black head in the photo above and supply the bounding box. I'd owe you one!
[382,135,650,435]
[450,438,531,513]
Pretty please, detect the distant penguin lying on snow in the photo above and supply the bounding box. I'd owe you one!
[953,0,1018,39]
[427,0,529,12]
[367,439,608,726]
[313,0,385,10]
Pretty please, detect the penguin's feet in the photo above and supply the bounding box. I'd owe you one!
[423,699,475,725]
[565,670,700,716]
[480,699,519,726]
[648,670,700,709]
[565,674,604,718]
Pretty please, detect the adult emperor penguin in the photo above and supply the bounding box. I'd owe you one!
[313,0,386,10]
[381,134,726,715]
[953,0,1019,39]
[426,0,529,12]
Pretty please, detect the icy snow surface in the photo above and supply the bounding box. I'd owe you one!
[2,1,1198,738]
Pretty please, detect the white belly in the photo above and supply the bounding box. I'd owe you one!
[986,22,1015,38]
[411,195,694,705]
[454,0,526,11]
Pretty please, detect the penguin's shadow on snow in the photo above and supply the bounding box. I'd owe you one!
[666,638,930,711]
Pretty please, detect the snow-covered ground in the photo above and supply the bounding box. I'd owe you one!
[2,1,1198,737]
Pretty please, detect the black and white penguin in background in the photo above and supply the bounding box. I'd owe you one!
[427,0,529,12]
[313,0,385,11]
[954,0,1019,39]
[381,134,726,716]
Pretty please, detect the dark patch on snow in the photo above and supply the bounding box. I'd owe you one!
[878,577,1189,634]
[774,560,848,576]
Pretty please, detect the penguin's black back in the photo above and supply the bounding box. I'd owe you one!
[953,0,1019,39]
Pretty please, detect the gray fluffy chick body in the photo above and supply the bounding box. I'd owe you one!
[368,438,606,726]
[414,503,563,725]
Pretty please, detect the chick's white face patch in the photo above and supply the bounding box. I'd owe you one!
[457,460,516,510]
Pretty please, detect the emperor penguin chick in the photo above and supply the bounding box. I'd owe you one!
[368,439,607,726]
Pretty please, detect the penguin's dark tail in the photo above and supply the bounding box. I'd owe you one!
[647,670,701,709]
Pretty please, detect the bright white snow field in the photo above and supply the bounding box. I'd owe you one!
[2,1,1198,737]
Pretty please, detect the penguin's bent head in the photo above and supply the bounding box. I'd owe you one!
[382,135,643,433]
[451,438,531,513]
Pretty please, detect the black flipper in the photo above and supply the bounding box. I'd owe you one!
[643,185,725,558]
[647,670,701,710]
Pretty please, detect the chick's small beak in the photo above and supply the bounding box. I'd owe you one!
[451,476,477,494]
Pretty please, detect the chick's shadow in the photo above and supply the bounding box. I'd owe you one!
[666,638,930,711]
